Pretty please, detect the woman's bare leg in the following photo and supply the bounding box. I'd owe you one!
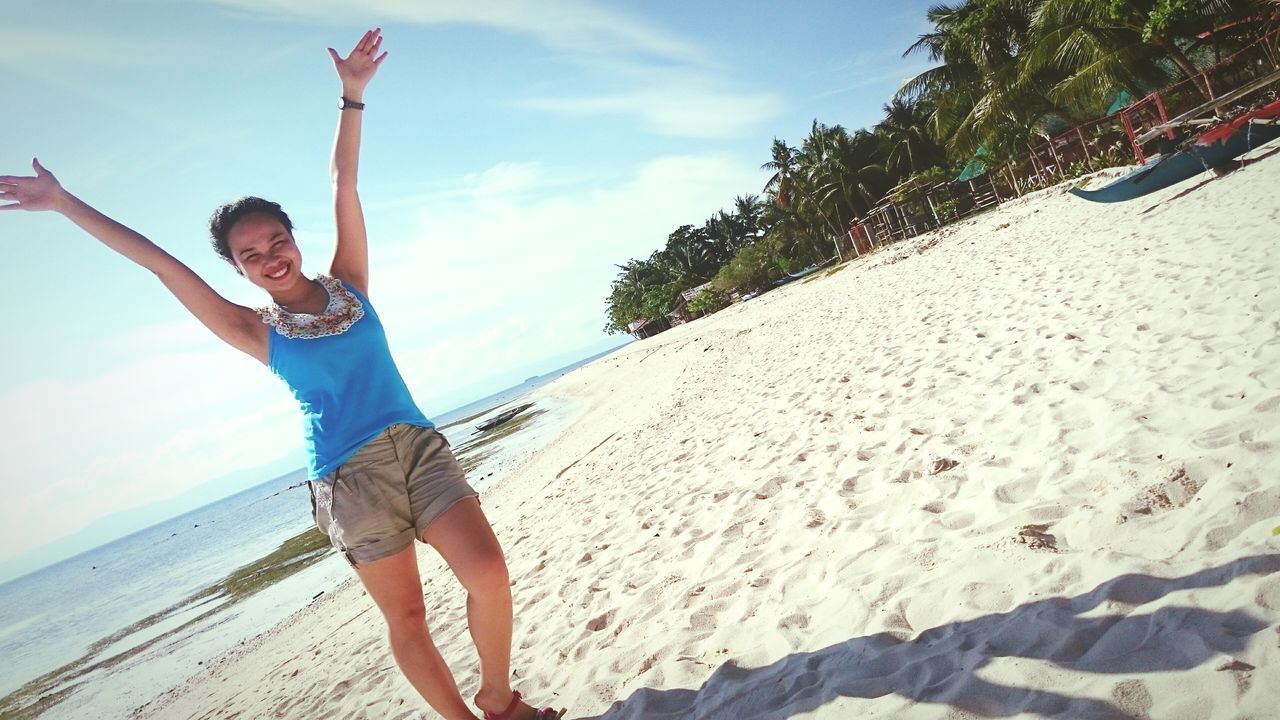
[422,497,537,719]
[354,545,479,720]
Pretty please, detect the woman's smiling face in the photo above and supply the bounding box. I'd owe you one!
[225,212,304,290]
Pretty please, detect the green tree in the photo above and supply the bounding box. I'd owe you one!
[604,257,669,334]
[876,98,949,178]
[761,138,801,210]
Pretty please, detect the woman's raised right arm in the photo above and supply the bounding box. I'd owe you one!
[1,159,268,363]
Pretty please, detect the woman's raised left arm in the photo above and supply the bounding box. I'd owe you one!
[326,28,388,297]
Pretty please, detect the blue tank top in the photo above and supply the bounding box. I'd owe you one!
[261,275,432,479]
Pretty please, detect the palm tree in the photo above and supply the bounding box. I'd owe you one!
[897,1,985,146]
[732,195,764,240]
[876,98,949,177]
[761,138,800,209]
[898,1,1061,161]
[803,125,890,221]
[1029,0,1271,102]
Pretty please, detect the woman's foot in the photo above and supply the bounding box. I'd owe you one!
[474,689,560,720]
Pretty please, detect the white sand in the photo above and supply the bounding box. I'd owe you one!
[142,150,1280,719]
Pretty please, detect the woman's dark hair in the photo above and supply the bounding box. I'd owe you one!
[208,197,294,263]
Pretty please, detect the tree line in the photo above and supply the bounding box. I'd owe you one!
[605,0,1278,334]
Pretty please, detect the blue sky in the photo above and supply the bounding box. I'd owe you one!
[0,0,936,565]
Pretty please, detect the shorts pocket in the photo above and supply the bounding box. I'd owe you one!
[329,466,396,552]
[310,480,336,540]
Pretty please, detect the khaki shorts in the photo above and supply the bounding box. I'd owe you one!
[308,424,478,566]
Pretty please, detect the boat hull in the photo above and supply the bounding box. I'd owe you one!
[1070,120,1280,203]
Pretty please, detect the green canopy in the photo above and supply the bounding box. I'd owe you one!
[956,145,989,182]
[1106,90,1134,115]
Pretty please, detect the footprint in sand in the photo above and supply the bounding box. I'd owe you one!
[586,610,615,632]
[1111,679,1154,718]
[1203,489,1280,551]
[1253,395,1280,413]
[778,613,810,631]
[1015,523,1059,551]
[838,477,858,497]
[1210,391,1250,411]
[804,508,826,528]
[754,478,785,499]
[929,457,960,475]
[995,477,1037,503]
[1193,420,1259,450]
[1117,467,1204,523]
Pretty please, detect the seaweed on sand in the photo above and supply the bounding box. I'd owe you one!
[452,408,547,475]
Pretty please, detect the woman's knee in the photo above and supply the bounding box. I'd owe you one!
[459,549,510,596]
[382,597,428,632]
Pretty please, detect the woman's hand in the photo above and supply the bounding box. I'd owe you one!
[328,28,388,98]
[0,158,66,213]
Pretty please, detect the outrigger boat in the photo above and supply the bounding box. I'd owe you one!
[1070,97,1280,203]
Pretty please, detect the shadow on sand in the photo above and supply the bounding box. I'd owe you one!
[581,554,1279,720]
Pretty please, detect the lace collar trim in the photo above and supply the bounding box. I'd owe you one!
[257,275,365,340]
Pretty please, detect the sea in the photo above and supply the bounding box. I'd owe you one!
[0,344,624,719]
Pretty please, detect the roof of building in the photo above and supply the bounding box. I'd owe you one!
[680,281,714,302]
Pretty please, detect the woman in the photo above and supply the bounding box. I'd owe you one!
[0,29,560,720]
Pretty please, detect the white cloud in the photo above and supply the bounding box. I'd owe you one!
[0,27,177,69]
[202,0,779,138]
[522,82,783,139]
[365,153,768,409]
[0,336,298,557]
[207,0,706,65]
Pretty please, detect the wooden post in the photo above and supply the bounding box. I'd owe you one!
[1152,91,1175,141]
[1121,106,1146,163]
[1044,135,1063,173]
[1005,165,1022,197]
[1026,145,1045,189]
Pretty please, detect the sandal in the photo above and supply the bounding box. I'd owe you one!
[481,690,565,720]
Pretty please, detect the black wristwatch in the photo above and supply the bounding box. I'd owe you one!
[339,96,365,111]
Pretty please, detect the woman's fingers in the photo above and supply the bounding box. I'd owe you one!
[32,157,48,175]
[374,50,388,65]
[355,29,374,53]
[357,28,381,56]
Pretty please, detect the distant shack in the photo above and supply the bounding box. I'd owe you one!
[668,281,715,327]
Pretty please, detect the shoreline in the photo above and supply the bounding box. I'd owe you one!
[0,384,590,720]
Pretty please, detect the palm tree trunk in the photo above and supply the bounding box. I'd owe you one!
[1156,37,1213,99]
